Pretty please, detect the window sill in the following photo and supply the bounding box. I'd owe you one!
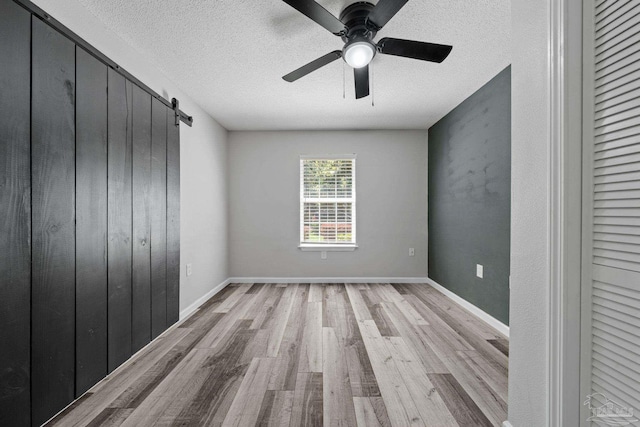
[298,244,358,252]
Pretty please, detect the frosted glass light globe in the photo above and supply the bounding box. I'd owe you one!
[344,41,375,68]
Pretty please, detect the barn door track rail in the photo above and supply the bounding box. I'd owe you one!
[13,0,194,128]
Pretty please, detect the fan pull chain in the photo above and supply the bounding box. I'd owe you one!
[371,61,375,107]
[342,61,346,99]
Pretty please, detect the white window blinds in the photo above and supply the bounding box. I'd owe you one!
[300,156,356,245]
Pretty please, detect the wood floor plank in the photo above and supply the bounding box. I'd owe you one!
[118,347,212,426]
[384,336,458,426]
[251,286,286,329]
[197,293,259,349]
[400,295,474,353]
[266,284,298,357]
[246,283,263,294]
[178,285,237,329]
[308,283,324,302]
[356,320,425,426]
[344,283,374,321]
[361,290,401,336]
[368,283,404,304]
[428,373,493,427]
[124,320,255,426]
[289,372,323,427]
[334,287,381,397]
[110,315,227,410]
[391,284,410,295]
[323,327,358,426]
[488,338,509,357]
[176,324,257,425]
[222,357,274,426]
[417,326,507,425]
[299,301,323,373]
[256,390,294,426]
[238,282,272,322]
[269,284,309,390]
[381,302,450,374]
[353,397,392,427]
[239,328,269,365]
[85,408,133,427]
[457,351,508,402]
[214,283,253,313]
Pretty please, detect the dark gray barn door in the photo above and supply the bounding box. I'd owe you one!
[0,2,182,424]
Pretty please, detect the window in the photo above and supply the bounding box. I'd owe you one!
[300,155,356,250]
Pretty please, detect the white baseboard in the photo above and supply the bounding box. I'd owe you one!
[179,278,232,321]
[227,277,429,284]
[425,277,510,338]
[502,421,513,427]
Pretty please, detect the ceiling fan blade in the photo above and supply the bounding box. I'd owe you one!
[378,38,453,63]
[354,65,370,99]
[282,50,342,82]
[281,0,346,35]
[366,0,409,30]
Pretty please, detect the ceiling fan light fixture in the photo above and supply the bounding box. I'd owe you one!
[343,40,375,68]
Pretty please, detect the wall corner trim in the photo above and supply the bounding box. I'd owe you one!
[425,277,510,337]
[227,277,429,284]
[179,278,232,321]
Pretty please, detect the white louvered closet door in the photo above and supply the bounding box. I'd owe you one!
[582,0,640,425]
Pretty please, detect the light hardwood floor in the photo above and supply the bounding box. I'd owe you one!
[47,283,508,427]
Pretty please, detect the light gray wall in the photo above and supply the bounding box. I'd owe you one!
[228,130,428,278]
[34,0,230,314]
[428,66,511,325]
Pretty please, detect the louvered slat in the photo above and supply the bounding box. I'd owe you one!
[595,138,640,155]
[594,231,640,244]
[594,161,640,176]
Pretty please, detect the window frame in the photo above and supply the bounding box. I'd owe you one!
[299,154,357,251]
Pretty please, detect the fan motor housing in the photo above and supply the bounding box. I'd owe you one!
[339,2,377,42]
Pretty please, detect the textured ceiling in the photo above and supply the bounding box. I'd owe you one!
[76,0,510,130]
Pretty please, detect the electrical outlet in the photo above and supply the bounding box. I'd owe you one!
[409,248,415,257]
[321,251,327,260]
[476,264,483,279]
[186,263,193,276]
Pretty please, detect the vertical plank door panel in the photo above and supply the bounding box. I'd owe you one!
[166,110,180,325]
[151,100,167,339]
[75,47,108,396]
[107,70,133,372]
[31,17,76,426]
[0,2,31,425]
[132,84,152,353]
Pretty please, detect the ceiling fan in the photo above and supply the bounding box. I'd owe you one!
[281,0,453,99]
